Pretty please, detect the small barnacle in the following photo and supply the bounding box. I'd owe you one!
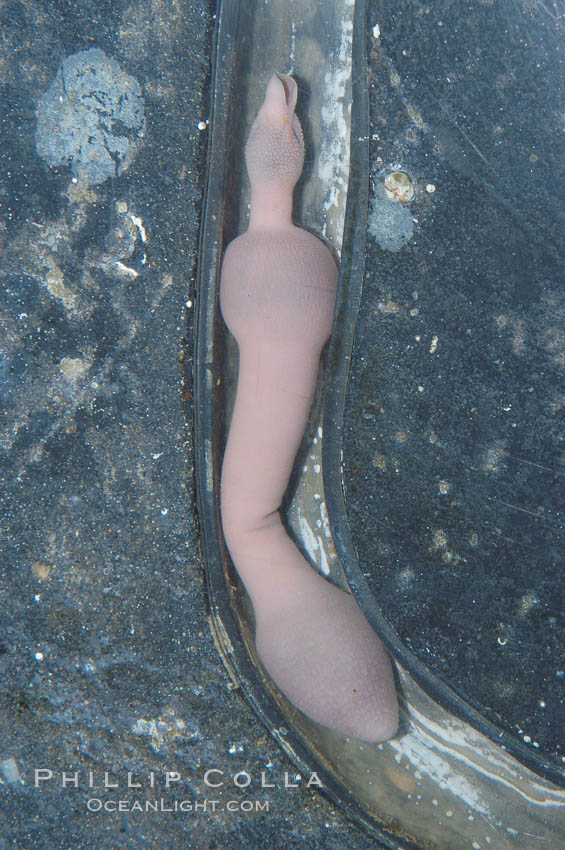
[384,171,415,204]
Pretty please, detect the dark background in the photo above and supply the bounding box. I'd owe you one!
[344,0,564,773]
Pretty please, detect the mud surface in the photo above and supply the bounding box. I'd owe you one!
[343,0,564,773]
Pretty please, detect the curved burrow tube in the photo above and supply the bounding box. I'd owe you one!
[196,4,565,845]
[219,73,398,742]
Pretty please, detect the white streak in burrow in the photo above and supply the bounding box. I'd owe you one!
[319,499,332,540]
[318,0,354,245]
[298,515,331,576]
[391,700,565,811]
[289,19,297,67]
[389,725,487,816]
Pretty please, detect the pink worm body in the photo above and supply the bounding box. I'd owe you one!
[219,74,398,741]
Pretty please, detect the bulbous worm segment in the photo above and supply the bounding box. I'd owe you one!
[220,74,398,741]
